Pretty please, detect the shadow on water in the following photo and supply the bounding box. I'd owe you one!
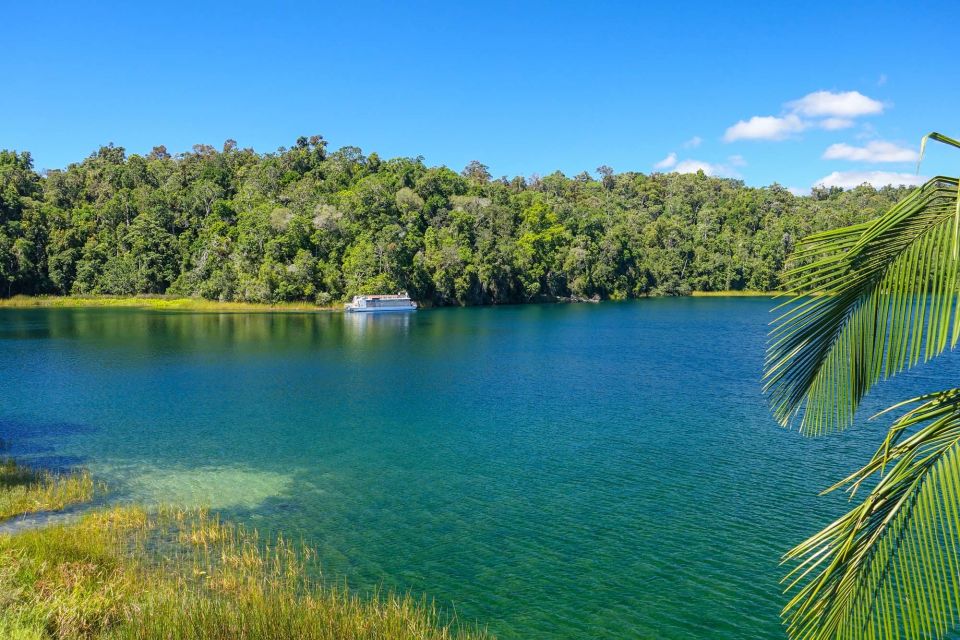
[0,418,94,471]
[0,417,93,441]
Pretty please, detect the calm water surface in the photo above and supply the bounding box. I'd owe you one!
[3,299,959,639]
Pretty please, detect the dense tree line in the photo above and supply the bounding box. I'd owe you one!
[0,138,909,304]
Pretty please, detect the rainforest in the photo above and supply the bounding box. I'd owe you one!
[0,140,910,304]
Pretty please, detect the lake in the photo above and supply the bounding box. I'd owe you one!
[3,298,958,639]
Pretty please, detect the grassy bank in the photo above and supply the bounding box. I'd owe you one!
[0,292,780,313]
[689,290,776,297]
[0,507,488,640]
[0,461,489,639]
[0,458,97,521]
[0,295,335,313]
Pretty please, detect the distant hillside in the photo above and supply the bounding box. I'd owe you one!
[0,139,910,304]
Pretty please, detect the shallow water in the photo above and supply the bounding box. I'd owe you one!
[3,299,959,639]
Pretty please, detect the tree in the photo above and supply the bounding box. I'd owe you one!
[148,145,171,160]
[597,165,615,191]
[461,160,491,184]
[515,201,568,299]
[124,213,176,292]
[0,230,13,297]
[765,132,960,639]
[0,135,914,305]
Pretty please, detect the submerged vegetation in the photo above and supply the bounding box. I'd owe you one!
[0,377,485,639]
[0,506,486,640]
[0,140,909,306]
[0,458,487,639]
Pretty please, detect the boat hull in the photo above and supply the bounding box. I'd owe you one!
[344,307,416,313]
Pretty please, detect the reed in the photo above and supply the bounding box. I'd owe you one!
[688,290,776,297]
[0,459,97,521]
[0,505,490,639]
[0,295,335,313]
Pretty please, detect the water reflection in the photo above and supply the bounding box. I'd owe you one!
[342,311,413,340]
[0,308,427,356]
[5,299,933,639]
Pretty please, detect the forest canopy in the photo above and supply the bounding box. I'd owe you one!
[0,138,910,305]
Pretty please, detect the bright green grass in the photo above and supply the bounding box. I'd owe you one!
[0,476,490,639]
[689,290,776,297]
[0,295,334,313]
[0,293,778,313]
[0,459,97,521]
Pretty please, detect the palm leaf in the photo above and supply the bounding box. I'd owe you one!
[783,389,960,639]
[765,163,960,435]
[773,133,960,639]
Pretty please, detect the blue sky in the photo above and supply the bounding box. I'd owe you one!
[3,1,957,192]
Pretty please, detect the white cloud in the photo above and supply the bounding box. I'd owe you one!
[787,186,809,196]
[877,74,888,86]
[654,152,677,169]
[673,159,740,178]
[674,159,714,174]
[787,91,884,118]
[815,171,927,190]
[819,117,855,130]
[724,114,807,142]
[683,136,702,149]
[723,90,884,144]
[727,154,747,167]
[822,140,919,163]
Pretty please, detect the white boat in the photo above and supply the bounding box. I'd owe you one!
[344,292,417,313]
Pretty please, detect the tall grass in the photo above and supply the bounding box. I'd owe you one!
[0,420,487,639]
[0,506,490,639]
[0,459,97,521]
[688,290,775,297]
[0,295,334,313]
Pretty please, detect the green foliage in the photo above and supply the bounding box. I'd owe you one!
[0,505,489,640]
[0,140,909,304]
[766,133,960,639]
[767,178,960,434]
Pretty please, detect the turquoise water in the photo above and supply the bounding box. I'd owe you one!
[3,299,959,638]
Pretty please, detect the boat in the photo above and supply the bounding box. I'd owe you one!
[344,292,417,313]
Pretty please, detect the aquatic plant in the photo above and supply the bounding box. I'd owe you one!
[0,459,96,521]
[766,132,960,638]
[0,504,489,639]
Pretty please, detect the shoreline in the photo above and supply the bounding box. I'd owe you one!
[0,291,779,312]
[0,295,337,313]
[688,290,776,297]
[0,450,489,639]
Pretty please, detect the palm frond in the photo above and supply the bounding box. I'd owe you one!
[919,132,960,172]
[765,172,960,434]
[783,388,960,639]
